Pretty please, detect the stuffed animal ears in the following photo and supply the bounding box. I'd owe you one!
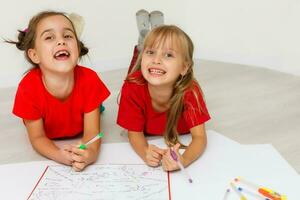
[68,13,85,38]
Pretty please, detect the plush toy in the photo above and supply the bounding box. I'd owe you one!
[68,13,85,38]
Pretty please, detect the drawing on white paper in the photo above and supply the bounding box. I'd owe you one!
[28,164,169,200]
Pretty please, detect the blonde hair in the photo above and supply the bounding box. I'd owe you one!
[128,25,204,147]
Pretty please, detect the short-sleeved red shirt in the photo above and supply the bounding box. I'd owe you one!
[117,70,210,135]
[13,65,110,139]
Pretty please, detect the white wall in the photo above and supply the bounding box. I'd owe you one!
[185,0,300,75]
[0,0,299,88]
[0,0,186,88]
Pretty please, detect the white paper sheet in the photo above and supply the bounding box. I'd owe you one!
[167,131,300,200]
[0,130,299,200]
[28,164,169,200]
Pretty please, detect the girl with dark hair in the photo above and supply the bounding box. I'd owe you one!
[8,11,110,171]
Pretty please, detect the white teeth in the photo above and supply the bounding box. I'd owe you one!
[54,50,69,57]
[149,68,165,75]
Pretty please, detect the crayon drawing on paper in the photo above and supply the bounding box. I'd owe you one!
[28,164,169,200]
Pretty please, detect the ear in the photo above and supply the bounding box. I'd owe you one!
[27,48,40,64]
[180,62,189,76]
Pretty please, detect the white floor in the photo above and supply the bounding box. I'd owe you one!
[0,59,299,174]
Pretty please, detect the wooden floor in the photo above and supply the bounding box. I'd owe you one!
[0,59,299,174]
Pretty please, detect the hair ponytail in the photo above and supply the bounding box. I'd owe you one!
[164,73,193,148]
[5,11,89,67]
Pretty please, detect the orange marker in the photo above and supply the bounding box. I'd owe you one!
[234,177,287,200]
[258,187,282,200]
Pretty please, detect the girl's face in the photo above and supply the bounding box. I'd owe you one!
[141,39,188,88]
[28,15,79,74]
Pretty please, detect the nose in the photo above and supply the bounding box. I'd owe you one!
[152,53,162,64]
[57,36,66,46]
[57,41,66,46]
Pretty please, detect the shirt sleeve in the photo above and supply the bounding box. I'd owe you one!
[183,87,211,129]
[12,84,42,120]
[117,82,145,132]
[83,71,111,113]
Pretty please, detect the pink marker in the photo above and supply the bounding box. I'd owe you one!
[170,149,193,183]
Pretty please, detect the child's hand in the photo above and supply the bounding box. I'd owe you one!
[162,143,181,171]
[145,144,166,167]
[58,144,74,166]
[70,145,99,172]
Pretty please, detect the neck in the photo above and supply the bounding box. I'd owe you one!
[148,84,173,112]
[42,70,75,100]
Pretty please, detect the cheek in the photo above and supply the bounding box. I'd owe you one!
[141,57,148,69]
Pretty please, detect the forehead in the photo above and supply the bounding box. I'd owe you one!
[36,15,74,33]
[146,34,181,51]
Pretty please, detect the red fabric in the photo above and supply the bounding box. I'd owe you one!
[117,70,210,135]
[13,65,110,139]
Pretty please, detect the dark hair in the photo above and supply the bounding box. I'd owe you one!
[5,11,88,67]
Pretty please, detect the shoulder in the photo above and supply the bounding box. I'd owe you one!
[123,81,146,94]
[18,68,42,91]
[183,80,208,110]
[184,81,203,101]
[75,65,98,77]
[120,79,148,106]
[75,65,102,85]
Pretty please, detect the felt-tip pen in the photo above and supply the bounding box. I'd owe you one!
[79,132,104,150]
[170,149,193,183]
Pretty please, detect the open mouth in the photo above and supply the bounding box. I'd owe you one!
[54,50,70,60]
[149,68,166,75]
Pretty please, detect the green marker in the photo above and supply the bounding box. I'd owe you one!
[79,132,104,150]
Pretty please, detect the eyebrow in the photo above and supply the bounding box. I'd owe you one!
[40,28,75,38]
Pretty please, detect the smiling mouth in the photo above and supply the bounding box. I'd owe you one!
[149,68,166,75]
[54,50,70,60]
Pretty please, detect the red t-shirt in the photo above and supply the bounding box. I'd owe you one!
[117,71,210,135]
[13,65,110,139]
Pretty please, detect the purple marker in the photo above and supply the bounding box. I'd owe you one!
[170,149,193,183]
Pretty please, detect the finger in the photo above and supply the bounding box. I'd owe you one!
[161,158,171,171]
[147,160,160,167]
[163,154,178,170]
[72,162,86,172]
[151,145,166,155]
[173,143,181,152]
[62,144,72,152]
[162,164,167,171]
[147,146,160,160]
[146,154,160,164]
[72,153,85,163]
[64,157,74,166]
[71,146,85,156]
[60,149,74,164]
[151,150,163,160]
[146,152,161,165]
[66,153,74,163]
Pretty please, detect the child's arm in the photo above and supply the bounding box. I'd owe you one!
[71,107,101,171]
[24,119,73,165]
[162,124,207,171]
[128,131,166,167]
